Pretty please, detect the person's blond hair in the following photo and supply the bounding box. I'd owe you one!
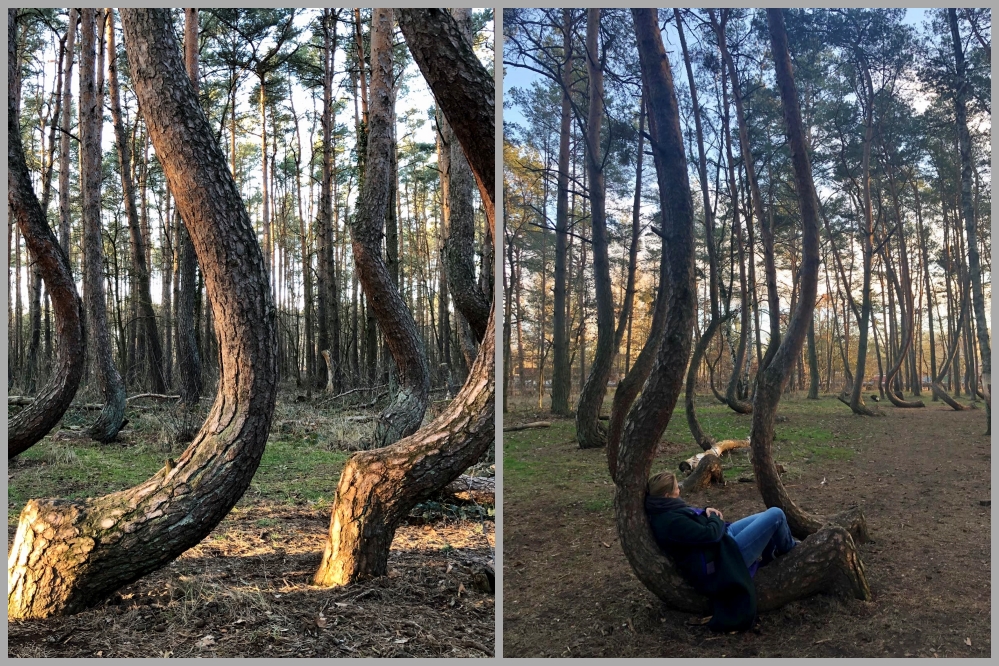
[647,470,678,497]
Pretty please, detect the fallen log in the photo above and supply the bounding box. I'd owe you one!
[679,438,750,475]
[442,475,495,505]
[503,421,552,432]
[679,454,724,494]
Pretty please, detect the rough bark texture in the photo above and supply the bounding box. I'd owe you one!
[397,9,494,225]
[550,8,574,417]
[350,8,430,449]
[8,9,278,619]
[314,311,494,586]
[612,21,870,614]
[751,10,868,543]
[314,8,496,587]
[7,8,86,458]
[108,11,165,395]
[575,8,614,450]
[79,9,126,443]
[437,11,489,343]
[948,8,991,432]
[613,5,700,620]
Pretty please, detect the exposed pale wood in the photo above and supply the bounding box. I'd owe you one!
[442,475,494,505]
[503,421,552,432]
[679,438,750,475]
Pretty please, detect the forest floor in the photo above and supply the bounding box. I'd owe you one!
[503,393,991,657]
[8,392,495,658]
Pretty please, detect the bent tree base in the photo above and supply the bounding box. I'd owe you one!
[313,313,494,586]
[8,9,277,619]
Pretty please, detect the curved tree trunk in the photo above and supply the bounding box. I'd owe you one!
[949,9,991,434]
[316,7,495,586]
[575,8,615,450]
[79,9,126,443]
[437,13,489,343]
[349,8,429,449]
[8,8,278,618]
[685,316,728,450]
[750,9,868,542]
[931,280,971,410]
[612,9,869,617]
[108,10,165,395]
[845,59,880,417]
[7,8,86,459]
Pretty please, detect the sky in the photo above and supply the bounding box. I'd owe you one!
[504,8,931,133]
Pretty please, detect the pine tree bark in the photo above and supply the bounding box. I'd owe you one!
[79,9,126,443]
[108,10,165,395]
[574,8,615,450]
[349,8,429,449]
[315,8,495,586]
[7,8,86,458]
[8,8,278,619]
[436,10,490,344]
[948,8,991,433]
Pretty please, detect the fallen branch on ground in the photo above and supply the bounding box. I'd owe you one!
[503,421,552,432]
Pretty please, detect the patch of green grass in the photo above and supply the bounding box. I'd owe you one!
[9,425,353,526]
[242,437,351,506]
[583,497,612,513]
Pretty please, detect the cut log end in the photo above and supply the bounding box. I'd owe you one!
[679,454,724,494]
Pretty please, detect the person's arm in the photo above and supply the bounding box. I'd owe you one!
[659,510,726,545]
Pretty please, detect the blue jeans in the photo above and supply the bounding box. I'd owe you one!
[727,507,796,568]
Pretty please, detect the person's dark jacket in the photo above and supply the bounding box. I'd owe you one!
[645,495,755,631]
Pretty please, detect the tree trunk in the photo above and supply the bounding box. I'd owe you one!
[58,8,78,257]
[7,8,86,458]
[846,58,880,417]
[806,317,820,399]
[575,9,615,450]
[949,9,991,433]
[349,8,429,449]
[606,9,868,618]
[78,9,126,443]
[108,10,165,395]
[751,10,868,543]
[551,8,574,417]
[432,8,489,347]
[315,8,495,586]
[8,8,278,618]
[176,8,202,410]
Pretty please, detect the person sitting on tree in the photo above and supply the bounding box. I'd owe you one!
[645,470,798,631]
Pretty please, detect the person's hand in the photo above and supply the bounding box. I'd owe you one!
[705,507,724,520]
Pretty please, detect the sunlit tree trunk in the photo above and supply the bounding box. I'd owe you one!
[317,7,495,586]
[8,8,278,618]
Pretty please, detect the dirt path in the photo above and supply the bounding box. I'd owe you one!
[503,401,990,657]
